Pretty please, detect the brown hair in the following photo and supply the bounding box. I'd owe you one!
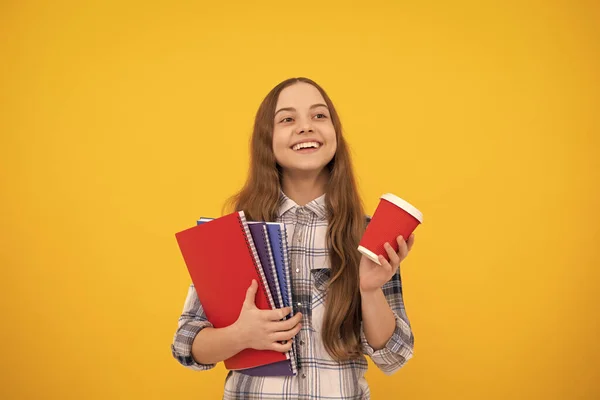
[224,77,366,360]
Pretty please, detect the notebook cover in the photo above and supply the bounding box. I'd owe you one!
[175,211,287,370]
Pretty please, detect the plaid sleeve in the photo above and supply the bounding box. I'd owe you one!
[360,270,414,375]
[171,284,216,371]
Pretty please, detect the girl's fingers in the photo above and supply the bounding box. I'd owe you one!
[396,236,408,261]
[264,307,292,321]
[377,254,393,275]
[270,340,293,353]
[407,233,415,252]
[243,280,258,308]
[270,312,302,331]
[385,241,401,266]
[271,323,302,342]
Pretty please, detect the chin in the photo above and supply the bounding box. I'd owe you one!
[285,163,330,175]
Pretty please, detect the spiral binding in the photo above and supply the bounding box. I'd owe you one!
[237,212,274,310]
[276,228,288,309]
[277,228,292,314]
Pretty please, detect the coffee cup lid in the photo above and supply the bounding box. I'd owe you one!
[380,193,423,223]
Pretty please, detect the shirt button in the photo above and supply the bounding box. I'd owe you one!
[302,373,306,379]
[299,340,304,345]
[297,302,302,307]
[295,268,300,273]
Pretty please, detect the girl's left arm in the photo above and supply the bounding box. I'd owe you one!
[360,271,414,375]
[359,234,415,375]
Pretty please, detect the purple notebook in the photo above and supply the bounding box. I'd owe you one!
[247,223,282,310]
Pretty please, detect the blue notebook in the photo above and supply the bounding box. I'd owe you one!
[264,223,291,310]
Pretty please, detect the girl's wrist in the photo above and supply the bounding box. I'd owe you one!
[360,286,383,298]
[228,321,248,351]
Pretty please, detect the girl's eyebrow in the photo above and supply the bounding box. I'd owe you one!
[274,103,329,117]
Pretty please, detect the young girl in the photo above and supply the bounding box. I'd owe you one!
[172,77,416,399]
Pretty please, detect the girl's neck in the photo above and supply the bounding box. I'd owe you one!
[281,168,329,207]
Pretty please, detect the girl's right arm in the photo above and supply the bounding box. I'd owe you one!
[173,280,302,368]
[190,323,246,365]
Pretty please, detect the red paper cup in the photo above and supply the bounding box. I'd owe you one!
[358,193,423,265]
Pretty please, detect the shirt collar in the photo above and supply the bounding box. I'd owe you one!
[277,190,327,220]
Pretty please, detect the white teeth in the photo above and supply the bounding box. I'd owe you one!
[292,141,321,151]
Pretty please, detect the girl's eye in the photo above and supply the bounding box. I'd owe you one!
[280,117,293,123]
[315,113,327,119]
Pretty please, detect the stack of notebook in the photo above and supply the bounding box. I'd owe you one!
[174,211,298,376]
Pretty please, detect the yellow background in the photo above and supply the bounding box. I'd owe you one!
[1,0,599,399]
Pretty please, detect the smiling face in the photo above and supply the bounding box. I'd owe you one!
[272,82,337,176]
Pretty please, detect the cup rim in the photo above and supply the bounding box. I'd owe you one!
[357,246,382,265]
[380,193,423,223]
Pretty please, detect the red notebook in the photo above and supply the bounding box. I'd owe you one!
[174,211,287,370]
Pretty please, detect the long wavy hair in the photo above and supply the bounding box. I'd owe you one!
[224,77,366,361]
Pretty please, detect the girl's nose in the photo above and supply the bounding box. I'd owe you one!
[296,121,314,135]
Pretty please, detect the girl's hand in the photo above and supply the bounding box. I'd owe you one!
[359,234,415,293]
[233,280,303,352]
